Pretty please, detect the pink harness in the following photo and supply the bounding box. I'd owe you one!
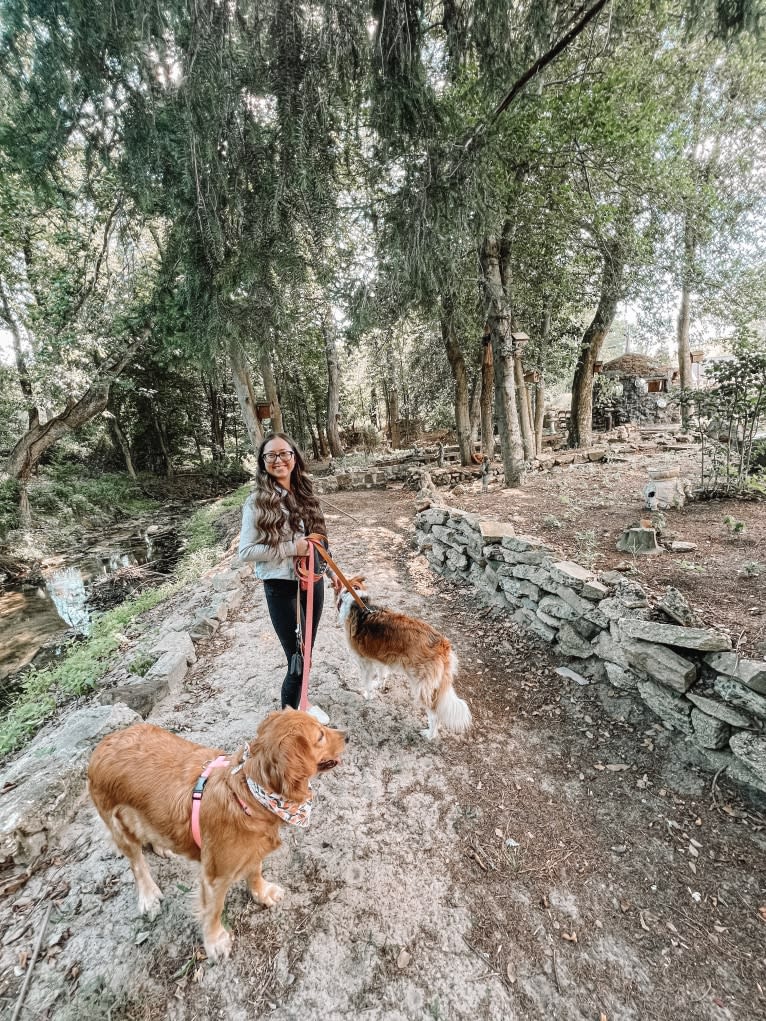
[190,755,252,848]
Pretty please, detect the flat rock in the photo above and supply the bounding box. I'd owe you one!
[549,561,594,590]
[686,690,754,728]
[604,662,640,690]
[622,637,698,692]
[658,586,700,627]
[714,676,766,720]
[690,708,732,750]
[637,680,693,734]
[478,519,515,542]
[669,541,698,553]
[556,622,595,659]
[618,619,731,652]
[729,732,766,785]
[706,652,766,695]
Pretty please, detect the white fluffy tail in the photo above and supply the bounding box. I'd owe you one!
[436,686,472,733]
[436,653,471,734]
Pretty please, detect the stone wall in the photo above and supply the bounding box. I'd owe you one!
[314,447,610,495]
[416,506,766,797]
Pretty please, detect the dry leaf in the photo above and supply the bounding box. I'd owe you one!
[506,962,516,983]
[605,764,630,772]
[758,905,766,921]
[397,949,412,969]
[561,931,577,943]
[639,912,650,932]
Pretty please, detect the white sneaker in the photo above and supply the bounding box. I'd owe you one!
[307,704,330,725]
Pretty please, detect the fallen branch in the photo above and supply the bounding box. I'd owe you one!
[10,901,52,1021]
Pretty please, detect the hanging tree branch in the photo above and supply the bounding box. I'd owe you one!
[462,0,611,154]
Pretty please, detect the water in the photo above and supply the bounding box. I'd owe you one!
[0,524,182,691]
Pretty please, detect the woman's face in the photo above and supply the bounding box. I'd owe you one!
[262,438,296,488]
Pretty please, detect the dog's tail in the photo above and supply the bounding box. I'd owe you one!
[435,651,472,733]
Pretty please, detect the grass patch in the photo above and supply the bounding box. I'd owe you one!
[0,486,244,760]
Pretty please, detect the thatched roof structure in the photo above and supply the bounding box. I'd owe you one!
[602,353,666,378]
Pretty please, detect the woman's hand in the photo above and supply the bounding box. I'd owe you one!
[295,537,310,557]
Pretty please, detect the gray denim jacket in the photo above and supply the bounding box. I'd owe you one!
[238,491,302,581]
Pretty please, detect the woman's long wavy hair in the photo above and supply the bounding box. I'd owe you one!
[251,433,326,548]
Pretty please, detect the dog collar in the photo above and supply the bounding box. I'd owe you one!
[245,778,314,828]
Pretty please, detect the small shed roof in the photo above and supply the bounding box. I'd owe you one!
[602,353,665,378]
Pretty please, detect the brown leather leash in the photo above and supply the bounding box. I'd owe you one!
[295,532,368,612]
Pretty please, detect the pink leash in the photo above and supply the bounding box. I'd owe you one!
[298,539,317,711]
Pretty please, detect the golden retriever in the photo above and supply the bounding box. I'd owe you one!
[332,574,471,740]
[87,709,346,960]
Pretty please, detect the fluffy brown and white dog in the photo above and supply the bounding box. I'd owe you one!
[332,575,471,740]
[87,710,345,961]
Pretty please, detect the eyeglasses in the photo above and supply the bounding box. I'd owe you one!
[263,450,295,465]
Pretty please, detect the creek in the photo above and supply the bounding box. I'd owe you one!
[0,520,182,697]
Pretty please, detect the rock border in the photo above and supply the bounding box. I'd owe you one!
[416,506,766,797]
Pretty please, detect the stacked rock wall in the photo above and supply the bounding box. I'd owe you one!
[416,507,766,796]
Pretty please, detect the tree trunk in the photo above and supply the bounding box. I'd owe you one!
[5,331,147,483]
[513,348,535,462]
[677,219,695,428]
[534,308,551,454]
[480,235,524,486]
[469,369,482,446]
[382,333,401,448]
[260,349,283,433]
[107,399,137,479]
[0,280,39,432]
[441,293,472,465]
[227,336,264,451]
[321,306,343,457]
[313,392,330,457]
[152,406,174,477]
[570,243,625,448]
[480,326,494,457]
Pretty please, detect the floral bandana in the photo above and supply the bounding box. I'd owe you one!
[245,778,314,828]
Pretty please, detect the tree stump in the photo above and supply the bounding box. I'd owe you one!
[616,526,662,555]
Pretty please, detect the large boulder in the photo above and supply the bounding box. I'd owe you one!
[0,703,140,866]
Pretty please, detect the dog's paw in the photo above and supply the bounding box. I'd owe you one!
[256,882,285,908]
[137,886,164,918]
[204,929,232,962]
[420,728,438,741]
[151,845,177,860]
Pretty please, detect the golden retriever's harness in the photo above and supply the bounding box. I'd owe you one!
[191,755,252,847]
[191,753,314,845]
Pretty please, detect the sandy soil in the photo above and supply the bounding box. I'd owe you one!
[1,487,764,1021]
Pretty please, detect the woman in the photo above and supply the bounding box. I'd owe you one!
[238,432,330,722]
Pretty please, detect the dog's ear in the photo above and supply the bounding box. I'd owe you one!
[281,732,316,797]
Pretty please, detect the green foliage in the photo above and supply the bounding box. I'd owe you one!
[739,560,762,577]
[26,468,159,526]
[681,338,766,496]
[0,477,21,538]
[723,515,746,535]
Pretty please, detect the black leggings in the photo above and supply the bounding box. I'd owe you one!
[263,578,325,709]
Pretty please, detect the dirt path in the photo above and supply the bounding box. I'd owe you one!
[2,488,765,1020]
